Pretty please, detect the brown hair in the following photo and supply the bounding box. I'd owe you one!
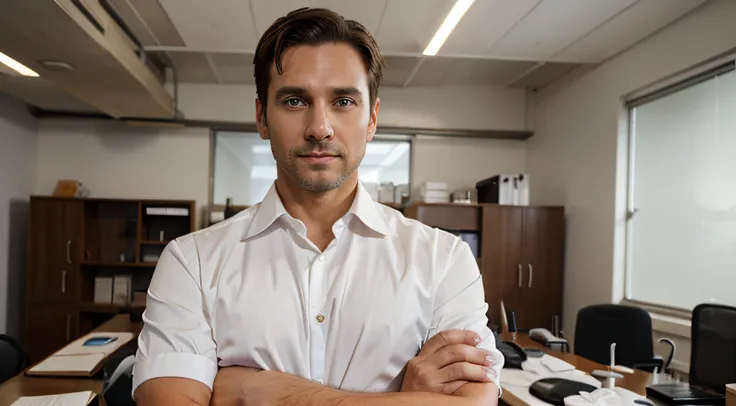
[253,7,385,117]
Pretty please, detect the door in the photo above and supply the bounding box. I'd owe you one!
[25,304,79,364]
[518,207,565,331]
[27,199,82,304]
[481,205,524,329]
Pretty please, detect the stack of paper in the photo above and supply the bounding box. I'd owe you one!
[420,182,449,203]
[11,391,96,406]
[26,332,134,377]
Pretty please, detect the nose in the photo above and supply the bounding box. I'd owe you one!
[305,103,334,141]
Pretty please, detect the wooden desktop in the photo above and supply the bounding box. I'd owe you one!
[0,315,650,406]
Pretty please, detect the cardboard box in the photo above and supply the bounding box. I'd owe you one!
[93,277,113,304]
[726,384,735,406]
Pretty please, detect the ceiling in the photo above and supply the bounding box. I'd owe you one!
[117,0,710,89]
[0,0,710,116]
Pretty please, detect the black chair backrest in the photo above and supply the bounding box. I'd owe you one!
[0,334,28,384]
[574,304,654,367]
[690,303,736,394]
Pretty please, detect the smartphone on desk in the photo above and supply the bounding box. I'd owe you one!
[83,336,119,346]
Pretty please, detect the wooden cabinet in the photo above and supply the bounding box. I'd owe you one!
[25,196,196,363]
[406,202,565,333]
[25,304,78,363]
[27,200,82,305]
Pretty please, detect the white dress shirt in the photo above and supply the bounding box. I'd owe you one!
[132,182,504,395]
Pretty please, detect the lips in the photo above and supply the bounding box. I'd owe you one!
[298,153,338,164]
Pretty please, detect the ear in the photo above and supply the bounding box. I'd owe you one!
[367,97,380,142]
[255,98,269,140]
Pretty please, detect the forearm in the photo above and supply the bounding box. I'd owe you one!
[249,371,497,406]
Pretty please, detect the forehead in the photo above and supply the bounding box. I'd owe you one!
[269,43,369,93]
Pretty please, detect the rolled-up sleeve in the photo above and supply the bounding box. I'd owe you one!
[132,238,218,397]
[431,238,504,394]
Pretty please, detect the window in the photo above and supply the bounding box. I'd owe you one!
[212,131,411,207]
[626,62,736,311]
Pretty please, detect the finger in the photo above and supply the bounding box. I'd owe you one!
[419,329,481,357]
[428,344,492,369]
[438,362,494,384]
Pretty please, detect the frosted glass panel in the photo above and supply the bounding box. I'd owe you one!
[629,70,736,310]
[212,132,411,206]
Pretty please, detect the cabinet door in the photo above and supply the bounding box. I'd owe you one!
[481,205,524,329]
[25,304,79,364]
[27,199,81,304]
[518,207,565,331]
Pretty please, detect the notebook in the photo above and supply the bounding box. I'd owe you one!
[11,390,96,406]
[26,332,134,377]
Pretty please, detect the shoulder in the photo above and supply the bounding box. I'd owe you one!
[377,203,464,260]
[173,203,262,256]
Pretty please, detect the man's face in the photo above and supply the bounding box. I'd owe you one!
[256,43,379,193]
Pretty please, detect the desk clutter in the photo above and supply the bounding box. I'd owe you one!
[26,332,134,377]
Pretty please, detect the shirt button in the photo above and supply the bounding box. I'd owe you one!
[318,255,325,262]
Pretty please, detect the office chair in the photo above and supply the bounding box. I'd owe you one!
[0,334,28,384]
[574,304,663,372]
[690,303,736,394]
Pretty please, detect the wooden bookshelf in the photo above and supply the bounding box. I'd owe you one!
[25,196,195,363]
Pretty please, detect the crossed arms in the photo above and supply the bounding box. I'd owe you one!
[135,330,500,406]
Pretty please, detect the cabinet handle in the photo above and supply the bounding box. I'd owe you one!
[66,314,71,341]
[61,271,67,294]
[66,240,72,264]
[518,264,523,288]
[528,264,533,288]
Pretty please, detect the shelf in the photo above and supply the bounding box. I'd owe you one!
[79,303,145,314]
[81,261,157,268]
[140,240,170,245]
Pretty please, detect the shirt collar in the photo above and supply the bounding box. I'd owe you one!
[242,181,392,241]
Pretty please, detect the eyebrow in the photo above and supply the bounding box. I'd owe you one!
[273,86,364,101]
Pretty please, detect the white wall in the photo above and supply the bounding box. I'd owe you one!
[0,93,37,338]
[527,0,736,369]
[35,121,211,225]
[412,136,526,197]
[213,141,251,205]
[174,83,528,131]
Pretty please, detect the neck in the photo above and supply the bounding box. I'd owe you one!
[275,171,359,230]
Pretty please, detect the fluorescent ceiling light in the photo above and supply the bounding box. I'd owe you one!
[423,0,475,56]
[0,51,39,77]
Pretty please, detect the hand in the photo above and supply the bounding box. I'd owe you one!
[401,329,496,395]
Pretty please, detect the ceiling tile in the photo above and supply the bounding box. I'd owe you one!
[167,52,219,83]
[158,0,258,49]
[438,0,542,56]
[117,0,186,46]
[488,0,638,61]
[109,0,158,46]
[209,53,255,84]
[250,0,388,38]
[375,0,456,54]
[553,0,707,63]
[509,62,580,89]
[410,58,538,86]
[382,55,420,87]
[408,58,456,87]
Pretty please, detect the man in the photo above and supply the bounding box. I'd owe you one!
[133,7,503,406]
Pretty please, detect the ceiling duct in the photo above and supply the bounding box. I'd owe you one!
[0,0,175,119]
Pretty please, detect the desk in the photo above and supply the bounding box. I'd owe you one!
[499,333,651,406]
[0,315,141,406]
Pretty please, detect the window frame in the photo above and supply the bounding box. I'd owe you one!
[622,59,736,314]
